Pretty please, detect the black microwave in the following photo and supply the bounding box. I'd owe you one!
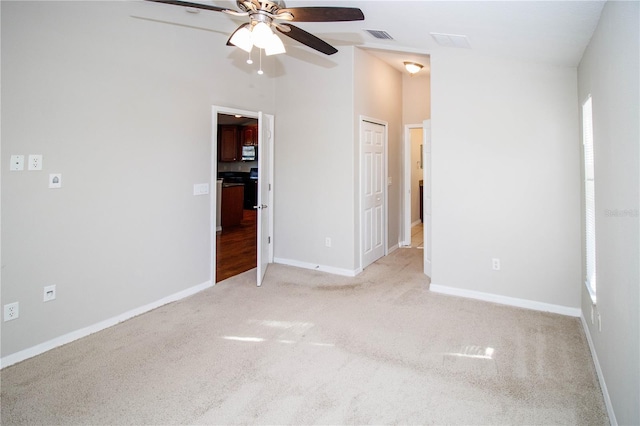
[242,145,257,161]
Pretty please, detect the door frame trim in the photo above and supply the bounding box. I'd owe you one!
[359,115,389,270]
[211,106,274,284]
[422,119,431,278]
[402,123,424,247]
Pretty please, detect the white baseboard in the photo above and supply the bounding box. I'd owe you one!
[388,243,399,254]
[580,314,617,426]
[274,257,360,277]
[1,280,213,369]
[429,283,582,317]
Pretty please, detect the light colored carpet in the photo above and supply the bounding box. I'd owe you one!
[1,248,608,425]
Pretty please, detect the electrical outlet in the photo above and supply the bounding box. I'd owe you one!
[28,154,43,170]
[492,258,501,271]
[4,302,19,321]
[10,155,25,171]
[44,285,56,302]
[325,237,332,247]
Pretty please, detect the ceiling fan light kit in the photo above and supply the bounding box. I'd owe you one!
[229,24,253,52]
[264,33,286,55]
[229,22,285,55]
[147,0,365,72]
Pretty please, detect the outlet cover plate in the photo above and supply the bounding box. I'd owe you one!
[28,154,43,170]
[44,285,56,302]
[4,302,19,321]
[492,258,501,270]
[49,173,62,188]
[10,155,25,171]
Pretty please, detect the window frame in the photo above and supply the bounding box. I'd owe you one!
[582,94,597,304]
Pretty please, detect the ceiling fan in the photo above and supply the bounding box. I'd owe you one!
[146,0,365,56]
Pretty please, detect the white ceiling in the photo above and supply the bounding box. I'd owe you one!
[138,0,606,71]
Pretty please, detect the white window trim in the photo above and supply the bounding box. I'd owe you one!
[582,95,597,305]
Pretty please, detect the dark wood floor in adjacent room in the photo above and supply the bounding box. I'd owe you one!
[216,209,257,283]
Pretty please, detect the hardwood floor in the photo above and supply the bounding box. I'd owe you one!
[216,209,257,282]
[411,222,424,248]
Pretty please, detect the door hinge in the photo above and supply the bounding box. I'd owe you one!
[268,236,271,244]
[269,183,271,191]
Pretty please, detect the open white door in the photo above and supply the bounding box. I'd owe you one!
[256,112,274,286]
[423,119,432,277]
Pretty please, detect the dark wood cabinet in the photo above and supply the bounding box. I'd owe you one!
[242,125,258,146]
[218,124,259,162]
[219,125,240,162]
[221,184,244,228]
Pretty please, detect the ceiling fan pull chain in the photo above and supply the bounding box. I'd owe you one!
[258,48,264,75]
[247,50,253,65]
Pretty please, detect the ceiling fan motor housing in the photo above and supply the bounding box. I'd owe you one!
[237,0,286,15]
[236,0,293,30]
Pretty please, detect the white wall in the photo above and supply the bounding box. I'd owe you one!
[272,47,355,273]
[354,48,404,255]
[1,1,275,358]
[273,47,403,273]
[578,2,640,424]
[430,50,582,310]
[402,68,430,124]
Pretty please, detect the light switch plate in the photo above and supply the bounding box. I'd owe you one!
[193,183,209,195]
[10,155,25,171]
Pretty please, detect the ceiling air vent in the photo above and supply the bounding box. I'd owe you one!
[364,29,394,40]
[430,32,471,49]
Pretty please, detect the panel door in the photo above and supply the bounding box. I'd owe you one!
[362,120,386,269]
[256,113,273,286]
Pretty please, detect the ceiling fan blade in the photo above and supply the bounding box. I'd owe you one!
[145,0,232,13]
[276,24,338,55]
[277,7,364,22]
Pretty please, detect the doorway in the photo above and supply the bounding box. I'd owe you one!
[211,107,274,286]
[402,121,431,278]
[403,124,424,247]
[216,113,258,282]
